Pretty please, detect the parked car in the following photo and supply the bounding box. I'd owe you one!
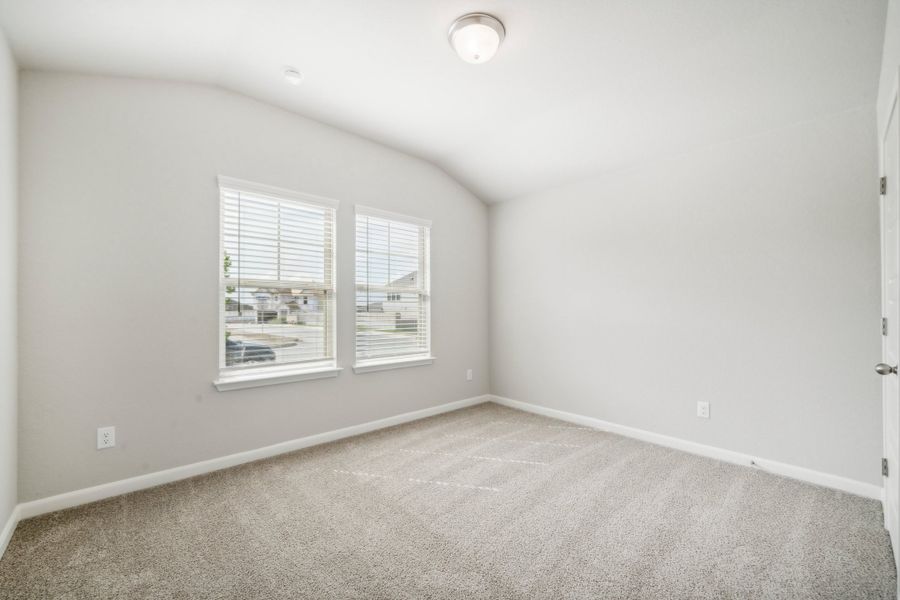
[225,337,276,366]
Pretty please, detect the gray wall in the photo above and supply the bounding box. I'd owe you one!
[14,63,887,501]
[0,27,16,528]
[490,106,882,485]
[18,71,489,502]
[878,0,900,136]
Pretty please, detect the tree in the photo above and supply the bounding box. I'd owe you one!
[224,252,237,339]
[224,252,236,302]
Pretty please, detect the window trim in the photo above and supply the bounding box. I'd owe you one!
[354,205,432,372]
[214,364,343,392]
[352,356,435,374]
[217,176,340,209]
[355,205,432,228]
[216,176,339,390]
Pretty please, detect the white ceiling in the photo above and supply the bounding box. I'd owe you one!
[0,0,888,202]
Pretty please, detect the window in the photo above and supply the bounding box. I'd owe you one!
[216,177,339,390]
[355,206,432,372]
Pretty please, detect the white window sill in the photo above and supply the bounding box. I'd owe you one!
[352,356,435,374]
[214,365,342,391]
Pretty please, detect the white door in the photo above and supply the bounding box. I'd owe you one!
[881,77,900,570]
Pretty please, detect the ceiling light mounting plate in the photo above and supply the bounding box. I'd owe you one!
[283,67,304,85]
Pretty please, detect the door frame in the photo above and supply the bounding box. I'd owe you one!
[881,67,900,578]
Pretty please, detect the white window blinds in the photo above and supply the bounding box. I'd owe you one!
[219,177,337,374]
[355,207,431,364]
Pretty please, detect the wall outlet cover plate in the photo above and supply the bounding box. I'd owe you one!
[97,426,116,449]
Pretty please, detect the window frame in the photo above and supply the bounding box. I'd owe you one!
[353,205,434,373]
[214,176,342,391]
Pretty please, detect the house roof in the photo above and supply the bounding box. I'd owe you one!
[390,271,417,288]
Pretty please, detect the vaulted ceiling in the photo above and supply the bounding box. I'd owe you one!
[0,0,888,202]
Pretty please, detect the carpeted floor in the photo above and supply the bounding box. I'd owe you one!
[0,402,896,599]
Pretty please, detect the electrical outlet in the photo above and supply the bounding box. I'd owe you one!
[97,426,116,449]
[466,369,473,381]
[696,401,710,419]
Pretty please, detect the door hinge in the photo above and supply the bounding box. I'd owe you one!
[882,176,887,196]
[883,458,889,477]
[883,317,888,336]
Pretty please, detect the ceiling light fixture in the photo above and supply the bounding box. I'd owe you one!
[448,13,505,64]
[283,68,304,85]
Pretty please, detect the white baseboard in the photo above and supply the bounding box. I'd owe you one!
[490,395,882,501]
[0,505,20,560]
[14,394,491,523]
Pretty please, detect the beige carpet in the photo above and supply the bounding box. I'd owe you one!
[0,402,895,599]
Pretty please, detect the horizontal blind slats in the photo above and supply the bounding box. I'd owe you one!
[355,213,430,363]
[222,186,335,371]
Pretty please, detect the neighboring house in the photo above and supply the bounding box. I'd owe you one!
[383,271,419,322]
[359,272,420,331]
[253,288,322,324]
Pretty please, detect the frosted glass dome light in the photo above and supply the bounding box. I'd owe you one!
[448,13,505,64]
